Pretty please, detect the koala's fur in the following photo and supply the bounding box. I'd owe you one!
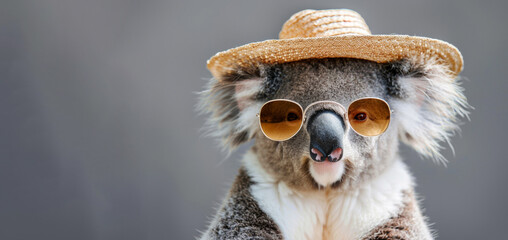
[198,57,469,239]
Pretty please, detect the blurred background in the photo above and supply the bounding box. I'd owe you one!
[1,0,507,239]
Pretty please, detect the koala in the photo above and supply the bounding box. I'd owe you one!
[198,9,468,240]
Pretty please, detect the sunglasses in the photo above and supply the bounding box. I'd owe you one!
[257,98,392,141]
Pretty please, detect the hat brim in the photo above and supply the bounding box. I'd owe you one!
[207,35,463,80]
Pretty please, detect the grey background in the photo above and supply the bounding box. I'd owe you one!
[1,0,507,239]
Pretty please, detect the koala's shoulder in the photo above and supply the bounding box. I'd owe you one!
[363,190,433,240]
[205,168,282,240]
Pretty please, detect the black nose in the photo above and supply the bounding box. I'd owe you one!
[307,110,345,162]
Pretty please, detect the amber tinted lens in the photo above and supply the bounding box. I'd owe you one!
[259,100,303,141]
[348,98,390,136]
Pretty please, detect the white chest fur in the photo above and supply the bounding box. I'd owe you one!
[243,151,413,240]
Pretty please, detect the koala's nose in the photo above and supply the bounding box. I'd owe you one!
[307,110,345,162]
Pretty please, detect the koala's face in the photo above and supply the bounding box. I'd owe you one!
[252,59,400,189]
[200,57,468,191]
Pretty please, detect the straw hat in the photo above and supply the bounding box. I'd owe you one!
[207,9,463,80]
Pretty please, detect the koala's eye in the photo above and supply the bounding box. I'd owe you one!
[354,112,367,121]
[286,111,300,121]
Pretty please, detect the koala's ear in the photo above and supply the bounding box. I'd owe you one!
[385,57,470,163]
[198,65,265,151]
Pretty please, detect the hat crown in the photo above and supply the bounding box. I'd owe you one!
[279,9,371,39]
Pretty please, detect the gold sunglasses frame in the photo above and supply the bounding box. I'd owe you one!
[256,97,393,141]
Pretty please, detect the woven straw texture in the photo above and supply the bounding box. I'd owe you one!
[207,9,463,80]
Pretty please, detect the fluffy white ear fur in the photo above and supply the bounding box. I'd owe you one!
[198,78,263,152]
[393,56,470,163]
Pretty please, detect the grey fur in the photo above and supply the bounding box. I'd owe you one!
[362,191,433,240]
[200,168,282,240]
[198,63,264,150]
[379,59,425,99]
[257,65,284,100]
[199,57,468,239]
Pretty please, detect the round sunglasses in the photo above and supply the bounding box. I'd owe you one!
[256,98,392,141]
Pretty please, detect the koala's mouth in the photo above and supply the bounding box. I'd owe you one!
[308,157,346,188]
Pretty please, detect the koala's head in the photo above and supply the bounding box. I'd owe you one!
[199,57,468,190]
